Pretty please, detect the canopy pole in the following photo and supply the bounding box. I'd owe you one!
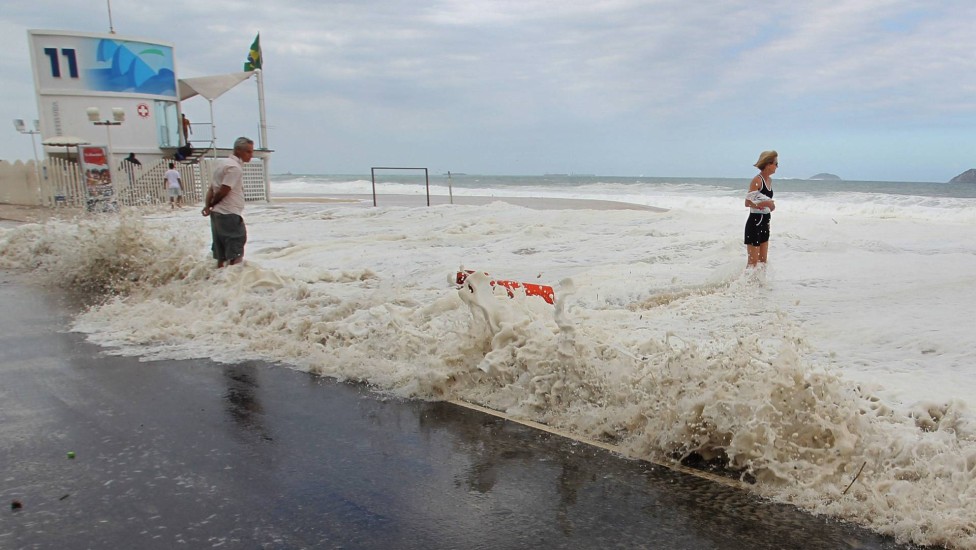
[106,0,116,34]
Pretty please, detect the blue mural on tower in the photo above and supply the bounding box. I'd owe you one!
[87,39,176,96]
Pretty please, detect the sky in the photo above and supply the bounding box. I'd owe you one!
[2,0,975,182]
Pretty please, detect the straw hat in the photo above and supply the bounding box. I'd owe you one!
[754,150,778,169]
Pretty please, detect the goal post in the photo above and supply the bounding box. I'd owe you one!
[370,167,430,207]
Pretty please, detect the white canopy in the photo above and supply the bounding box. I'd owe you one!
[42,136,90,156]
[178,71,255,101]
[41,136,90,146]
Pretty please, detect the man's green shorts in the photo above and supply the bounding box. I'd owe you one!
[210,212,247,262]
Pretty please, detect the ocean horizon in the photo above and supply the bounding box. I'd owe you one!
[273,171,972,184]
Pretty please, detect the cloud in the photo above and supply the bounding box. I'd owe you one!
[2,0,976,179]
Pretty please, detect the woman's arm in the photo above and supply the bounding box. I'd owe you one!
[745,177,765,208]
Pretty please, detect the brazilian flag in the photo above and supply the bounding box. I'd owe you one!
[244,33,262,71]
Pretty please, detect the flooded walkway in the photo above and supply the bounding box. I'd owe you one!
[0,274,912,549]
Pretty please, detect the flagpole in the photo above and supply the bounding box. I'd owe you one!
[256,68,268,150]
[245,32,270,202]
[255,68,270,202]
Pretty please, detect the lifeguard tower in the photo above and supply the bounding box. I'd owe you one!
[14,29,271,208]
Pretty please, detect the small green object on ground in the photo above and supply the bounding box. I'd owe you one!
[67,451,75,459]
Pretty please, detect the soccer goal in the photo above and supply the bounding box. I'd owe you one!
[370,167,430,207]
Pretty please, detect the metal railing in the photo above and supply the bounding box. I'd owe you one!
[1,155,267,210]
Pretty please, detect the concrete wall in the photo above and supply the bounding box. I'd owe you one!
[0,160,42,206]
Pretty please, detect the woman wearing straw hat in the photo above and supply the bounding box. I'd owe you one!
[744,150,778,267]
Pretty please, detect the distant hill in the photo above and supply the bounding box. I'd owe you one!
[809,173,841,180]
[948,169,976,183]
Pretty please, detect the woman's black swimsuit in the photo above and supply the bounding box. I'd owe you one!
[744,174,773,246]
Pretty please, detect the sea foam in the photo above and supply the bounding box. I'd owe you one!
[1,205,974,549]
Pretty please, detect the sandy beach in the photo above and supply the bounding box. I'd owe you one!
[0,203,77,224]
[271,193,666,211]
[0,192,659,226]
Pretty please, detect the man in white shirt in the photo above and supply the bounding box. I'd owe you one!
[201,137,254,267]
[163,163,183,209]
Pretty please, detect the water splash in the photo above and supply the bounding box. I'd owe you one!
[1,212,973,549]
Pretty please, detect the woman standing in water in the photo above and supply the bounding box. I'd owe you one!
[744,150,778,267]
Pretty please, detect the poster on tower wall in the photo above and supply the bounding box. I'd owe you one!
[79,145,116,211]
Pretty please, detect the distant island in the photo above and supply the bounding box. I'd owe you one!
[948,169,976,184]
[809,173,841,180]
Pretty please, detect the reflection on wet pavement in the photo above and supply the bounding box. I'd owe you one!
[222,364,272,443]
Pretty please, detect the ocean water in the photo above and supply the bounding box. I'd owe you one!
[273,172,976,198]
[273,173,976,223]
[2,173,975,548]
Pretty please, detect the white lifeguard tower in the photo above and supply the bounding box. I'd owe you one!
[4,29,271,208]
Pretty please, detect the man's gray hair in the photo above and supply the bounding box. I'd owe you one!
[233,137,254,152]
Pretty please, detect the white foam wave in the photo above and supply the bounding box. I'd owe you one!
[1,206,974,549]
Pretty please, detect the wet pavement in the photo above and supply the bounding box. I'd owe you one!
[0,273,915,549]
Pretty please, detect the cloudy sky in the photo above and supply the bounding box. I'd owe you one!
[2,1,975,181]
